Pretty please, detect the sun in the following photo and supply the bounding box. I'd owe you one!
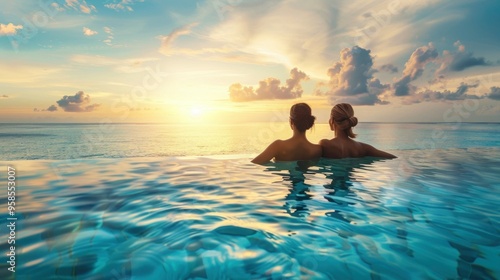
[171,101,215,121]
[190,105,204,117]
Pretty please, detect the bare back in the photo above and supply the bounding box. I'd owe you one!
[274,138,322,161]
[252,137,322,164]
[320,138,396,159]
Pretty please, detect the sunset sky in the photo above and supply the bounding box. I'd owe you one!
[1,0,499,123]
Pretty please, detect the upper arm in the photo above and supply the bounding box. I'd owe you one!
[363,143,397,159]
[251,140,280,164]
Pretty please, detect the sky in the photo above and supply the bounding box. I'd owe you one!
[1,0,500,123]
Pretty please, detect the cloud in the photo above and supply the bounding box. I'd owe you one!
[166,46,282,65]
[103,26,114,46]
[402,83,481,104]
[65,0,96,14]
[34,104,58,112]
[393,43,439,96]
[199,0,485,79]
[379,63,398,73]
[158,23,198,55]
[203,0,337,78]
[105,0,143,11]
[83,27,98,36]
[437,41,489,74]
[70,54,158,72]
[486,87,500,100]
[0,94,8,99]
[80,5,91,13]
[0,23,23,36]
[56,91,100,112]
[317,46,389,105]
[229,68,309,102]
[47,105,58,112]
[51,3,65,12]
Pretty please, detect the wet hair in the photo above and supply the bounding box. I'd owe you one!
[331,103,358,138]
[290,103,315,132]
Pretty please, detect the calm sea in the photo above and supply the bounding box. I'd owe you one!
[0,122,499,160]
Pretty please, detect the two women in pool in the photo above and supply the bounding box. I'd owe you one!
[251,103,396,164]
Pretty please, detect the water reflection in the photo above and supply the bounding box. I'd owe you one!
[264,160,316,218]
[264,157,386,219]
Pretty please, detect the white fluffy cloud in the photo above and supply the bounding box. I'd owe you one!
[229,68,309,101]
[82,27,97,36]
[0,23,23,36]
[393,43,439,96]
[318,46,389,105]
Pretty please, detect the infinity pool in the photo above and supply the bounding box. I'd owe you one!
[1,148,499,279]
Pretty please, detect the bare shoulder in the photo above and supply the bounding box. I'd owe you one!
[358,141,374,150]
[359,142,397,159]
[267,139,285,151]
[271,139,283,145]
[251,139,284,164]
[319,139,330,146]
[359,142,378,154]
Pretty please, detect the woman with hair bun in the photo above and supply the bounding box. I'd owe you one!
[320,103,396,159]
[252,103,322,164]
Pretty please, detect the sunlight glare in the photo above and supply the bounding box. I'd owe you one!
[190,105,204,117]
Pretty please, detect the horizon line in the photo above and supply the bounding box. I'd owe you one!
[1,121,499,125]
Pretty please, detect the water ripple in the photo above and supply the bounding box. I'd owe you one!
[0,148,499,279]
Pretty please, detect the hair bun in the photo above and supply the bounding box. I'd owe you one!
[309,115,316,124]
[290,103,315,132]
[349,116,358,127]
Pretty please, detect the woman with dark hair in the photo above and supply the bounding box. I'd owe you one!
[252,103,322,164]
[320,103,396,159]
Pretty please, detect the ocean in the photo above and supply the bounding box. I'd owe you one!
[0,122,499,279]
[1,122,499,160]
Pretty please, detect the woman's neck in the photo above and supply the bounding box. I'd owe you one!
[334,129,349,139]
[292,130,307,139]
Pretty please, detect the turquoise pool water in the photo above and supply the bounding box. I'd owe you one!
[1,147,499,279]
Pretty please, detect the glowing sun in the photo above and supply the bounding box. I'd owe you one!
[190,105,204,117]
